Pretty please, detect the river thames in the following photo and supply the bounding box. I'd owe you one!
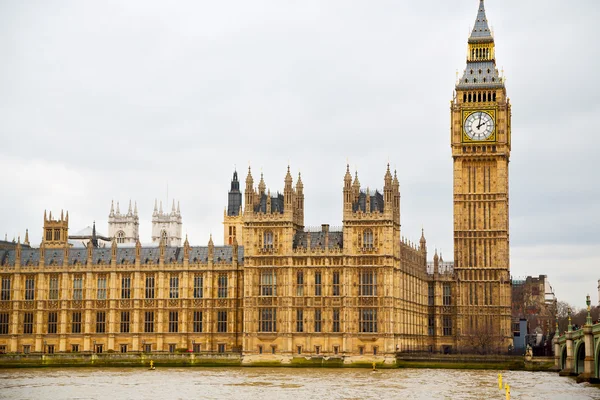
[0,367,599,400]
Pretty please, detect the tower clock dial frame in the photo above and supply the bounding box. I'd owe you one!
[462,109,497,143]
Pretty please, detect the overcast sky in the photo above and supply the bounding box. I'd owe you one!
[1,0,598,308]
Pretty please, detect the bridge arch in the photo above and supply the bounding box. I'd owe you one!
[574,340,585,375]
[560,344,567,371]
[560,345,567,371]
[594,341,600,379]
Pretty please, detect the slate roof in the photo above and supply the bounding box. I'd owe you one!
[456,2,504,91]
[353,190,384,213]
[0,245,245,267]
[456,61,503,90]
[69,249,88,265]
[45,249,64,266]
[469,0,493,42]
[293,231,343,250]
[255,193,285,214]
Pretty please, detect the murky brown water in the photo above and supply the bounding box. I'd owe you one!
[0,367,598,400]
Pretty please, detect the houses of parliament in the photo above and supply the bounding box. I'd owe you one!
[0,1,512,363]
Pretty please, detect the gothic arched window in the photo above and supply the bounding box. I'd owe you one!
[116,231,125,244]
[161,230,168,245]
[263,231,273,249]
[363,229,374,249]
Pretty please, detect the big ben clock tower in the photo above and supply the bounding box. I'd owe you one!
[451,0,512,350]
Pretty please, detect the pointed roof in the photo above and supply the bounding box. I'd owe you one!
[285,165,293,185]
[258,172,266,194]
[296,172,303,188]
[469,0,493,42]
[344,164,352,184]
[456,0,503,90]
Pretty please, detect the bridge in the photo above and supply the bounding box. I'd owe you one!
[554,295,600,383]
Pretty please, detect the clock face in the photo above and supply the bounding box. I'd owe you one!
[464,111,495,141]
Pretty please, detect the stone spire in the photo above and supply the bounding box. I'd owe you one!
[245,166,255,214]
[116,201,120,214]
[384,163,392,186]
[227,169,242,217]
[134,201,138,216]
[420,228,426,250]
[285,165,293,187]
[344,164,352,186]
[153,199,158,216]
[110,200,115,217]
[91,221,98,248]
[24,229,30,246]
[208,234,214,261]
[127,200,132,216]
[258,172,266,195]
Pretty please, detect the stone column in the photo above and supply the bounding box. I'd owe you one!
[576,295,596,382]
[560,308,575,376]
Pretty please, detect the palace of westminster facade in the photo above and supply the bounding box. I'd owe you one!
[0,1,513,362]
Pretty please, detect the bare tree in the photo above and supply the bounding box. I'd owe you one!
[461,323,504,355]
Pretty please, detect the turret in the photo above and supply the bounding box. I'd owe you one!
[352,171,360,201]
[258,172,266,195]
[183,234,190,261]
[208,234,214,262]
[284,165,294,213]
[245,167,255,214]
[108,199,140,244]
[343,164,353,214]
[227,170,243,217]
[91,221,98,248]
[384,164,393,210]
[42,209,69,249]
[296,172,304,226]
[151,197,183,246]
[393,170,400,219]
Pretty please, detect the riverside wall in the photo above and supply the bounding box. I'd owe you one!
[0,353,555,371]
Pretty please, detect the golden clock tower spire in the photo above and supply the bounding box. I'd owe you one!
[451,0,512,351]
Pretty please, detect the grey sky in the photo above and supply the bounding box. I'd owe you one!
[1,0,599,308]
